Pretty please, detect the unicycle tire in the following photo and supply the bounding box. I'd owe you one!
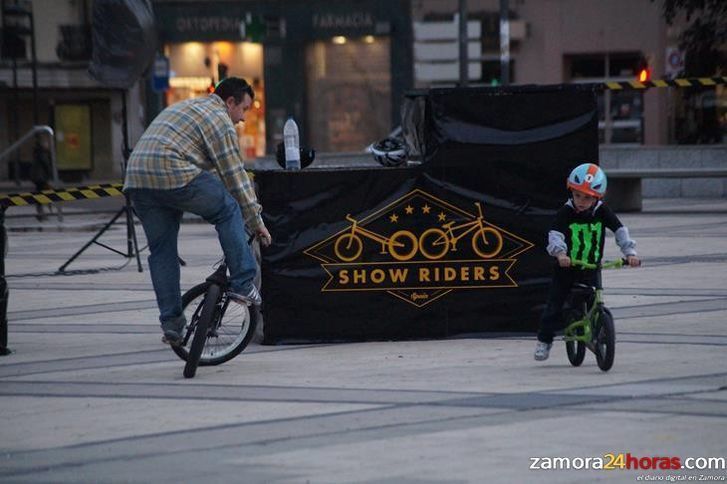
[183,284,221,378]
[595,308,615,372]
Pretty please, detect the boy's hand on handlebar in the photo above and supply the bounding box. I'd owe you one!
[556,253,571,268]
[626,255,641,267]
[257,226,272,247]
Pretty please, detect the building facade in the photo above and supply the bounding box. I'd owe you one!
[0,0,723,183]
[151,0,413,157]
[0,0,148,182]
[412,0,723,146]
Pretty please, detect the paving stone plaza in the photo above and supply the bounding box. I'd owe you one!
[1,197,726,482]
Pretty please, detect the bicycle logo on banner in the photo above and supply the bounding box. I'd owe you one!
[334,202,503,262]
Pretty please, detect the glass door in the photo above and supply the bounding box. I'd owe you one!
[305,36,391,152]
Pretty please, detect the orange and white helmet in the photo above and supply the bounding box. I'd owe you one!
[567,163,607,199]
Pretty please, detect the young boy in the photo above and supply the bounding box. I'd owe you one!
[534,163,640,361]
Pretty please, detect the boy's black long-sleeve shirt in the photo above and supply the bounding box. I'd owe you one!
[547,200,637,265]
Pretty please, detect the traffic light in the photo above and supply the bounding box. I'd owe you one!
[637,57,651,82]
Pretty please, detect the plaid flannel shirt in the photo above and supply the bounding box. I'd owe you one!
[123,94,264,232]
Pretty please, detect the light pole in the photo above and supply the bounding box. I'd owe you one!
[458,0,468,86]
[500,0,510,86]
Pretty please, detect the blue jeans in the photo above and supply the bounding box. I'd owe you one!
[128,171,257,325]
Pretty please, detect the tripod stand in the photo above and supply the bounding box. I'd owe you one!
[58,90,143,273]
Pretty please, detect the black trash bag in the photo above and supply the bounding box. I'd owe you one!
[88,0,157,89]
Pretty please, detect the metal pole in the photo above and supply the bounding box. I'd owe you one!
[499,0,510,86]
[29,3,38,126]
[121,91,134,258]
[604,55,612,144]
[120,90,143,272]
[0,207,10,355]
[11,54,20,186]
[2,0,22,186]
[458,0,468,86]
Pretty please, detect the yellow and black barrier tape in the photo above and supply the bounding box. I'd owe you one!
[601,76,727,91]
[0,183,124,208]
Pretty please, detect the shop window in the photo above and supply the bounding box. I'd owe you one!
[305,36,391,152]
[164,41,266,159]
[568,53,644,145]
[673,85,726,144]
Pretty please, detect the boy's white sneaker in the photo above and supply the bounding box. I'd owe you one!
[534,341,552,361]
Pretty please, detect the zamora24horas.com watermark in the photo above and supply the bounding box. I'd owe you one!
[529,454,727,473]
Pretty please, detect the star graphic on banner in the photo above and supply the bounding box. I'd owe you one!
[438,212,447,222]
[389,213,399,223]
[422,204,431,214]
[405,205,414,215]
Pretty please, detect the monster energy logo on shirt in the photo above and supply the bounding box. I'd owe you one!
[569,222,603,264]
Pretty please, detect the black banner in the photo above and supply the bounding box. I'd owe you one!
[256,85,598,343]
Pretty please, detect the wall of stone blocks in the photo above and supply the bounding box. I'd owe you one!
[600,146,727,198]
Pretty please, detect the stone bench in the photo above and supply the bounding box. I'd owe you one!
[606,168,727,212]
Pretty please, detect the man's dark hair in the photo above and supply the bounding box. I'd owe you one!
[214,77,255,104]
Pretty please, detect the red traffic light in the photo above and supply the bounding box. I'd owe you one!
[636,56,651,82]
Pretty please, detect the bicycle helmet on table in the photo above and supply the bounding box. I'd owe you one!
[567,163,607,199]
[369,137,408,167]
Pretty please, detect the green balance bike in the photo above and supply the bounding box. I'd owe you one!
[563,258,634,372]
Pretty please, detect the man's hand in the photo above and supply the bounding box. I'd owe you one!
[256,226,272,247]
[556,253,571,268]
[626,255,641,267]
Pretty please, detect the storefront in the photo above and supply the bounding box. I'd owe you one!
[153,0,413,158]
[163,40,266,158]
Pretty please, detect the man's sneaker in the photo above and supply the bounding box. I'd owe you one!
[228,284,262,306]
[534,341,552,361]
[161,333,181,346]
[161,316,186,346]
